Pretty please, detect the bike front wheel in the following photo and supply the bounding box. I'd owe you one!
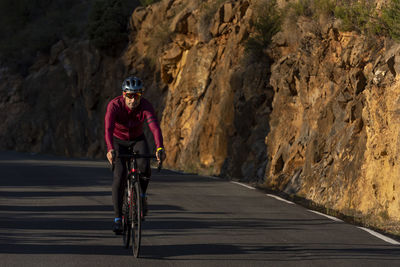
[131,177,142,258]
[122,185,131,248]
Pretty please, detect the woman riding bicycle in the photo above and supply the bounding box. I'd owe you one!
[104,76,166,234]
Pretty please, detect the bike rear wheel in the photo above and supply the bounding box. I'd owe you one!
[132,178,142,258]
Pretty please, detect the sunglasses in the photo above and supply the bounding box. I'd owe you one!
[124,92,142,99]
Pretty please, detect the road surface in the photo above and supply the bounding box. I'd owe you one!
[0,151,399,266]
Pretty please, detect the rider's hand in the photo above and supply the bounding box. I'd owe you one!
[156,148,166,163]
[107,149,115,164]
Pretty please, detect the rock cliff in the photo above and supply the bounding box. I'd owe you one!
[265,18,400,233]
[0,0,399,234]
[0,40,125,158]
[124,0,271,179]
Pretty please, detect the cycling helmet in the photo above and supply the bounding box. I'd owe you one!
[121,76,143,93]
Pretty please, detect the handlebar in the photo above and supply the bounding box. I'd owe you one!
[118,153,157,159]
[110,153,163,172]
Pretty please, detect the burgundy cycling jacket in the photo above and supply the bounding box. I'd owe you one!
[104,96,164,151]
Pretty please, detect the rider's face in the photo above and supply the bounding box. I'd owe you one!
[124,92,142,110]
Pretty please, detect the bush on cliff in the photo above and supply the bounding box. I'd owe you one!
[245,0,282,57]
[380,0,400,41]
[283,0,400,41]
[0,0,143,74]
[332,0,400,40]
[87,0,139,53]
[288,0,336,19]
[334,0,380,36]
[0,0,88,74]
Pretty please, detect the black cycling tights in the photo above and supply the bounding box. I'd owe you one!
[112,135,151,218]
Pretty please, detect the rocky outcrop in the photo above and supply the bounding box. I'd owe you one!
[124,0,271,179]
[0,40,125,158]
[265,17,400,232]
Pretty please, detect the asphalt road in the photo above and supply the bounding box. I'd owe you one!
[1,151,400,267]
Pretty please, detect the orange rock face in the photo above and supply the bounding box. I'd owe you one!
[124,0,269,179]
[266,17,400,231]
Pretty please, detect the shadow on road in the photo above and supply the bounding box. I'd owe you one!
[3,236,400,262]
[1,151,400,263]
[140,243,400,261]
[0,243,130,256]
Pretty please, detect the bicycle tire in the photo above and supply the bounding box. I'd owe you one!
[132,177,142,258]
[122,184,131,248]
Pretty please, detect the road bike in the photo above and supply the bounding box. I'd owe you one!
[116,152,161,258]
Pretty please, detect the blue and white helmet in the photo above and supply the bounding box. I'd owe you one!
[122,76,143,93]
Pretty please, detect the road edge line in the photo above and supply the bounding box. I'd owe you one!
[266,194,295,205]
[231,181,255,190]
[357,227,400,245]
[308,210,343,222]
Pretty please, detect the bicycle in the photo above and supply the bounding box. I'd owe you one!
[114,152,161,258]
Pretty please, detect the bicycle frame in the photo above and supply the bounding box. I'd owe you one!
[117,152,157,257]
[126,157,141,224]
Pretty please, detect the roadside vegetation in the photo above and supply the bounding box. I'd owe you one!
[247,0,400,57]
[87,0,139,53]
[0,0,90,74]
[3,0,400,75]
[245,0,282,58]
[0,0,148,75]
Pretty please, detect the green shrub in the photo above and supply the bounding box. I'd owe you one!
[380,0,400,41]
[87,0,139,52]
[246,0,282,56]
[282,0,400,41]
[334,0,379,35]
[289,0,314,17]
[287,0,336,20]
[0,0,90,74]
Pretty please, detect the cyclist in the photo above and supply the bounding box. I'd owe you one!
[104,76,166,234]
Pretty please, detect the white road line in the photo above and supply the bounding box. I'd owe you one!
[230,181,255,190]
[160,168,399,245]
[308,210,343,222]
[266,194,295,204]
[358,227,400,245]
